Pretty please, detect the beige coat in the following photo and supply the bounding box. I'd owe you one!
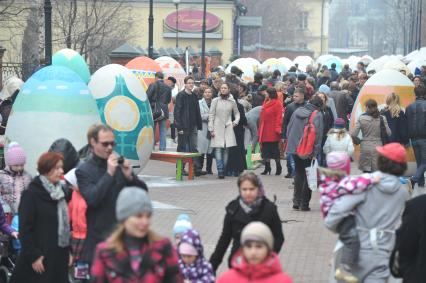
[208,96,240,148]
[351,114,391,172]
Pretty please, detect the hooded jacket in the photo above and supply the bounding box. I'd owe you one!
[324,172,409,281]
[178,229,215,283]
[286,103,324,158]
[48,138,80,174]
[216,251,293,283]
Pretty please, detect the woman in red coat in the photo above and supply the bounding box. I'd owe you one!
[258,87,284,175]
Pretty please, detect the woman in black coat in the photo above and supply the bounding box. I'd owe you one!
[381,92,409,145]
[226,90,248,176]
[11,152,70,283]
[209,172,284,272]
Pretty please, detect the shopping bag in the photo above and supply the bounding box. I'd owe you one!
[305,159,318,191]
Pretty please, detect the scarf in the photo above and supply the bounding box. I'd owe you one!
[239,197,263,214]
[40,175,70,247]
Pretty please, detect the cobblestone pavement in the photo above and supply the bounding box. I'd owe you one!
[140,159,339,283]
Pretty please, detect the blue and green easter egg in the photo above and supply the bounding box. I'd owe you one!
[88,64,154,171]
[52,49,91,84]
[6,65,100,174]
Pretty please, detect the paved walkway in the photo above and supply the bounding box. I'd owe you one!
[141,159,337,283]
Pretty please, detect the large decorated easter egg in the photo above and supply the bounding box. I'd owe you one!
[260,58,288,75]
[226,58,261,82]
[52,49,90,83]
[6,65,100,174]
[125,56,162,91]
[89,64,154,171]
[349,69,416,175]
[155,56,186,92]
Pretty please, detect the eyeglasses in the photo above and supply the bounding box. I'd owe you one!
[99,141,115,147]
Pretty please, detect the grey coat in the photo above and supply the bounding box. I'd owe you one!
[197,99,212,154]
[245,106,262,148]
[325,172,409,282]
[351,114,391,172]
[208,96,240,148]
[286,103,324,158]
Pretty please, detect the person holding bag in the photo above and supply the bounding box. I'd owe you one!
[351,99,391,173]
[147,72,172,151]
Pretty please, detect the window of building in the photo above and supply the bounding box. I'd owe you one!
[299,11,309,30]
[299,42,308,49]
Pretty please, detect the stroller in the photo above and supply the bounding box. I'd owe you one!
[0,215,20,283]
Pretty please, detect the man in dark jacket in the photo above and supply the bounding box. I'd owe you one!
[339,64,352,80]
[286,95,324,211]
[76,124,147,264]
[406,85,426,188]
[328,82,352,127]
[146,72,172,151]
[174,76,203,174]
[391,194,426,282]
[282,88,307,178]
[251,84,266,107]
[329,63,339,82]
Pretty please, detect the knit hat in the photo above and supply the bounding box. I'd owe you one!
[258,85,268,92]
[297,73,307,81]
[334,118,346,129]
[319,84,330,95]
[240,222,274,251]
[326,151,351,175]
[5,142,27,166]
[173,214,193,237]
[376,143,407,164]
[178,242,198,256]
[116,187,152,222]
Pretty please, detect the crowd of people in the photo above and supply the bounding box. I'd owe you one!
[0,58,424,283]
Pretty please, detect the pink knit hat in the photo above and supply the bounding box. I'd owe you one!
[5,142,27,166]
[326,151,351,175]
[178,242,198,256]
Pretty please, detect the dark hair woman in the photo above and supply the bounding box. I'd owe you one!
[91,187,181,282]
[317,92,335,166]
[258,88,283,175]
[11,152,70,283]
[209,172,284,272]
[350,99,391,173]
[380,93,409,145]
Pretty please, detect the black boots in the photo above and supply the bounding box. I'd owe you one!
[261,161,271,175]
[275,159,282,175]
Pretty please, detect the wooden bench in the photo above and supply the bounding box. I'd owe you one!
[150,151,201,181]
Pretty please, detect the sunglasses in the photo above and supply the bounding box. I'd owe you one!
[99,141,115,147]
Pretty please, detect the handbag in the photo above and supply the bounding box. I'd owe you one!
[305,159,318,191]
[379,115,390,145]
[150,82,165,122]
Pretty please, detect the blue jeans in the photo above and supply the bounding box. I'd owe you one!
[156,119,167,151]
[412,138,426,186]
[214,148,229,176]
[286,153,295,176]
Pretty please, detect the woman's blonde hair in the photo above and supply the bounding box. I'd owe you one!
[328,128,348,140]
[385,92,402,118]
[106,223,162,253]
[274,81,285,92]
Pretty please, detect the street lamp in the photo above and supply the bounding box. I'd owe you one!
[173,0,181,48]
[148,0,154,58]
[44,0,52,65]
[200,0,207,78]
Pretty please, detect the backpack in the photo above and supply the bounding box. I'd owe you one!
[296,110,318,159]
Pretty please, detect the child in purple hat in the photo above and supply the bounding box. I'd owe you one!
[0,142,31,219]
[323,117,354,157]
[178,229,215,283]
